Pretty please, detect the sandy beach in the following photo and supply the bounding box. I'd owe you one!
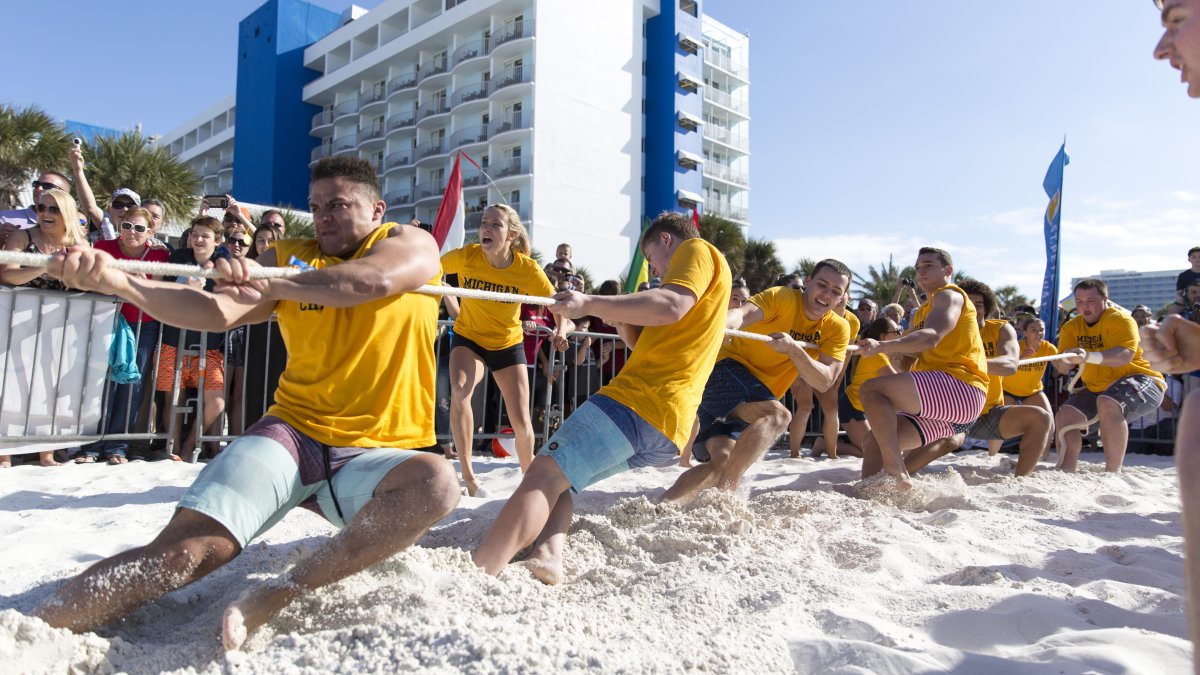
[0,447,1188,674]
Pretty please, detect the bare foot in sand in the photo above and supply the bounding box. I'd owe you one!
[464,477,479,497]
[0,455,10,468]
[222,582,298,651]
[40,452,62,467]
[524,551,563,585]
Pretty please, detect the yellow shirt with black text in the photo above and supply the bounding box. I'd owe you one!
[720,286,850,398]
[268,226,440,447]
[441,244,555,350]
[908,284,989,395]
[979,319,1008,413]
[1004,340,1057,398]
[600,238,731,450]
[1057,307,1165,393]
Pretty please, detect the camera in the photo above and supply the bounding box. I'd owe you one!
[205,195,230,209]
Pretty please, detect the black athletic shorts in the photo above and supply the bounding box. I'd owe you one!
[451,333,527,371]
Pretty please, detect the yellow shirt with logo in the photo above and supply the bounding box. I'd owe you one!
[845,353,893,411]
[1004,340,1057,398]
[600,238,731,450]
[268,225,440,448]
[1057,307,1165,393]
[720,287,850,398]
[979,319,1008,413]
[442,244,555,350]
[908,284,989,395]
[842,309,861,343]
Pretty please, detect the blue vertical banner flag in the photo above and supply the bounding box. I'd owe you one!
[1038,143,1069,344]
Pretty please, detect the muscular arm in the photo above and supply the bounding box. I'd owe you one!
[554,284,698,327]
[877,288,963,356]
[989,323,1020,377]
[784,344,841,392]
[727,302,764,330]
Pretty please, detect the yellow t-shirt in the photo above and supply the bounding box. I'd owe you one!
[1004,340,1057,398]
[845,353,892,411]
[600,238,731,450]
[842,309,861,342]
[720,287,850,398]
[908,284,989,395]
[979,319,1008,413]
[268,225,441,447]
[1057,307,1165,393]
[441,244,555,350]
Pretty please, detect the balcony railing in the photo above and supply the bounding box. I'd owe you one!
[310,145,332,163]
[703,50,748,79]
[359,125,385,142]
[702,125,748,150]
[490,111,529,137]
[453,39,487,66]
[219,160,234,170]
[417,58,450,82]
[312,110,334,127]
[491,65,532,93]
[490,20,534,49]
[360,86,387,108]
[385,188,413,206]
[492,158,528,179]
[416,140,447,159]
[414,179,443,202]
[704,163,749,186]
[707,202,748,222]
[703,87,747,114]
[418,98,452,119]
[389,73,418,93]
[452,82,489,106]
[450,125,489,148]
[385,148,415,169]
[334,134,358,153]
[389,112,416,130]
[333,98,359,119]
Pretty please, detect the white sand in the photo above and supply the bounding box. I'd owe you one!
[0,448,1189,674]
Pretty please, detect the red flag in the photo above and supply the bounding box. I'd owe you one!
[432,153,465,252]
[691,205,700,232]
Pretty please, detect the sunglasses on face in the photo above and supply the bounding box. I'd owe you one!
[34,203,61,215]
[120,221,149,233]
[227,239,247,247]
[32,181,61,191]
[111,200,136,209]
[551,267,571,275]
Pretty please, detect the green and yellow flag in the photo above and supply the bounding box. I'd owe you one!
[624,217,651,293]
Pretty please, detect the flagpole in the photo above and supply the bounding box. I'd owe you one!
[459,150,512,207]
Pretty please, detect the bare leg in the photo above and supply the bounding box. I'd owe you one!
[473,456,573,576]
[39,451,61,467]
[858,373,922,483]
[815,384,841,459]
[1096,395,1130,472]
[678,418,699,467]
[35,509,240,632]
[222,455,459,650]
[1055,405,1088,472]
[227,366,245,436]
[662,437,735,504]
[997,406,1053,477]
[491,364,536,472]
[840,419,871,458]
[712,401,791,493]
[524,491,574,585]
[1027,392,1055,459]
[903,433,961,474]
[449,347,487,495]
[0,455,10,468]
[790,379,814,458]
[1172,391,1200,671]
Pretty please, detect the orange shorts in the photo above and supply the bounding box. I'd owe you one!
[155,345,225,392]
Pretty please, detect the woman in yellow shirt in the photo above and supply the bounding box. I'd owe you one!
[816,317,900,458]
[1003,317,1057,416]
[441,204,566,495]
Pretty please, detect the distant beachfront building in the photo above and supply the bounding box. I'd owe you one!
[158,0,749,280]
[1069,268,1180,313]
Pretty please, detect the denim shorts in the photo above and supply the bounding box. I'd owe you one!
[177,432,420,548]
[542,394,678,493]
[693,358,777,458]
[1063,374,1165,424]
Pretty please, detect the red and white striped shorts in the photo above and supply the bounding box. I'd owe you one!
[899,370,986,444]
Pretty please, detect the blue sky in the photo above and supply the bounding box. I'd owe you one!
[6,1,1197,301]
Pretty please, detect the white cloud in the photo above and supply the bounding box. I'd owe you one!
[1173,190,1197,203]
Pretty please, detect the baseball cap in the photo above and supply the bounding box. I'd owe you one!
[111,188,141,206]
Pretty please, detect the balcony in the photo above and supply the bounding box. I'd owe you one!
[333,133,358,154]
[492,157,529,179]
[452,81,489,106]
[490,111,530,138]
[703,50,748,80]
[359,125,386,147]
[707,201,748,222]
[389,73,418,94]
[312,109,334,129]
[453,38,487,67]
[333,98,359,120]
[359,85,387,111]
[385,187,413,206]
[417,58,450,83]
[704,163,749,186]
[703,125,749,151]
[385,148,415,170]
[310,145,332,164]
[414,178,444,203]
[219,159,234,171]
[491,65,532,94]
[418,97,452,120]
[416,139,447,160]
[450,125,489,148]
[490,19,534,50]
[703,87,748,115]
[388,112,416,131]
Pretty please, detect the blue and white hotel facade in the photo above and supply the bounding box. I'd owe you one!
[160,0,748,280]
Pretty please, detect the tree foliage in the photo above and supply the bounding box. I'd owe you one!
[0,104,72,208]
[82,131,199,222]
[741,238,785,293]
[993,285,1032,316]
[852,255,909,305]
[697,213,746,278]
[792,257,817,279]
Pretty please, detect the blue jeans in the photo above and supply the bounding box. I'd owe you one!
[83,321,161,459]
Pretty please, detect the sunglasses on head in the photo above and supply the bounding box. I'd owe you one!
[111,200,136,209]
[120,221,149,233]
[34,203,61,215]
[32,180,61,191]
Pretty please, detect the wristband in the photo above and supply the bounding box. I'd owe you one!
[1084,351,1104,365]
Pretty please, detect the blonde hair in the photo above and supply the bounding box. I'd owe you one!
[485,204,530,256]
[40,189,86,246]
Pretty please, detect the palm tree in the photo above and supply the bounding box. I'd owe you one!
[993,285,1031,316]
[253,207,313,239]
[0,104,72,208]
[83,131,199,222]
[792,257,817,279]
[741,238,784,293]
[852,255,907,305]
[697,213,746,278]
